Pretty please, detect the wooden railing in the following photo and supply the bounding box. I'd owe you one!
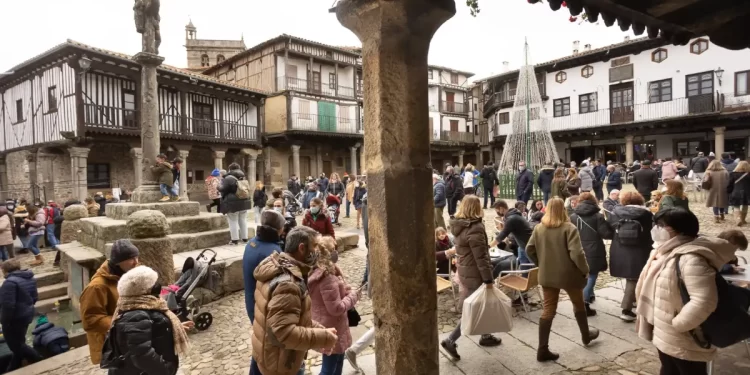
[290,113,360,134]
[278,76,355,99]
[440,101,468,114]
[440,130,475,144]
[84,104,137,129]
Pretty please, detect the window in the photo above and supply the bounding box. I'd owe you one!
[609,64,634,82]
[47,86,58,112]
[690,38,709,55]
[579,93,597,113]
[87,163,110,188]
[123,90,136,128]
[581,65,594,78]
[329,72,337,90]
[498,112,510,124]
[676,140,702,158]
[192,102,215,135]
[201,54,209,67]
[216,55,226,63]
[735,70,750,96]
[299,100,310,120]
[325,51,333,59]
[450,73,459,85]
[555,71,567,84]
[553,97,570,117]
[15,99,23,122]
[473,103,477,111]
[652,48,668,63]
[340,106,350,124]
[449,119,459,132]
[188,169,205,184]
[686,72,713,97]
[649,79,672,103]
[428,70,433,79]
[286,65,298,79]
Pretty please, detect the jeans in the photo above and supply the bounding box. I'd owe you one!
[517,246,532,269]
[541,287,586,320]
[253,206,262,225]
[45,223,59,249]
[583,273,598,302]
[483,187,495,208]
[345,198,350,217]
[159,183,177,197]
[27,234,42,256]
[492,255,517,279]
[320,353,345,375]
[349,327,375,354]
[0,245,8,261]
[658,350,707,375]
[542,190,550,205]
[4,322,42,372]
[227,210,249,241]
[593,185,604,201]
[712,207,726,215]
[250,357,305,375]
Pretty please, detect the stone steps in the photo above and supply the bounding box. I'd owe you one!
[105,201,201,220]
[35,295,71,315]
[34,270,66,288]
[101,225,257,258]
[38,282,69,300]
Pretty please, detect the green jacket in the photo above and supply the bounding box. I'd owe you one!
[151,161,174,187]
[526,222,589,290]
[658,195,690,213]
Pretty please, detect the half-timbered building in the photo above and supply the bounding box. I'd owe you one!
[0,40,265,203]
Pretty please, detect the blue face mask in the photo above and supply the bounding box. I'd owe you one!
[311,206,320,215]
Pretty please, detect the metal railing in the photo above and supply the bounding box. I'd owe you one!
[278,76,355,98]
[84,104,137,129]
[290,112,361,134]
[440,101,468,113]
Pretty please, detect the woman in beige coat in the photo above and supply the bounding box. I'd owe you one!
[0,206,14,260]
[526,197,599,362]
[703,160,729,223]
[636,208,735,374]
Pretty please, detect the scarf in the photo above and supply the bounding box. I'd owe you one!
[634,235,694,341]
[436,237,451,251]
[112,295,191,356]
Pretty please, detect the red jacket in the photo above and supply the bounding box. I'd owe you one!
[302,211,335,239]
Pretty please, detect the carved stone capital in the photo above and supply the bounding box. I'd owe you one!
[178,149,190,159]
[212,150,226,159]
[69,147,90,159]
[130,147,144,159]
[291,145,301,154]
[133,52,165,67]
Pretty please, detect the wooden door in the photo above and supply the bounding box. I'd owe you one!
[312,71,321,93]
[450,119,459,132]
[192,102,215,135]
[686,72,714,114]
[610,83,634,124]
[317,102,336,131]
[446,92,455,112]
[323,161,333,176]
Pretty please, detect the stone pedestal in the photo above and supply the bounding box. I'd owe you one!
[61,204,89,244]
[127,210,174,285]
[69,147,90,201]
[131,52,165,203]
[291,145,301,179]
[336,1,455,373]
[178,149,190,200]
[625,135,634,165]
[714,126,726,156]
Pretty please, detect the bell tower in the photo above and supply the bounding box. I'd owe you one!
[185,19,197,41]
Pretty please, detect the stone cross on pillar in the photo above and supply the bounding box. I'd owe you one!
[714,126,726,156]
[69,147,91,201]
[213,150,226,171]
[625,135,634,165]
[458,150,465,168]
[350,144,359,176]
[291,145,301,179]
[178,149,190,200]
[131,147,143,189]
[336,1,455,374]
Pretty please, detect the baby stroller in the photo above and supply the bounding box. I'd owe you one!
[326,193,342,226]
[164,249,218,331]
[283,189,304,216]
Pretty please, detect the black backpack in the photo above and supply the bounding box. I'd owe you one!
[614,218,643,246]
[675,255,750,348]
[100,315,126,369]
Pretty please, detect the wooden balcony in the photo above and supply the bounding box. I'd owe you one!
[439,130,476,144]
[440,101,468,114]
[278,76,355,99]
[290,112,361,134]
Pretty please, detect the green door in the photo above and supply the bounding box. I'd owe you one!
[318,102,336,132]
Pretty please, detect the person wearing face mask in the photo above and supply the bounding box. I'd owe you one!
[491,200,533,269]
[516,161,534,205]
[105,265,190,375]
[302,198,336,239]
[270,199,297,251]
[80,239,140,365]
[635,208,736,375]
[251,226,338,375]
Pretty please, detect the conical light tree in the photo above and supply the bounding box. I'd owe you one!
[498,40,559,172]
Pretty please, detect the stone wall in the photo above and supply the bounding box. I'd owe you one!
[87,142,136,198]
[3,148,75,204]
[268,144,355,188]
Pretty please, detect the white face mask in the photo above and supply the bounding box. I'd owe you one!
[518,166,526,171]
[652,226,671,243]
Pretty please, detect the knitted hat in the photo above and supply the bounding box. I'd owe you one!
[261,210,286,230]
[118,265,159,297]
[211,168,221,177]
[110,239,140,265]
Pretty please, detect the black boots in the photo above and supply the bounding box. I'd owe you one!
[574,311,600,346]
[585,303,597,317]
[537,318,559,362]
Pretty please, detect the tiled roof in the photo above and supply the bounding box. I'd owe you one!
[429,64,475,78]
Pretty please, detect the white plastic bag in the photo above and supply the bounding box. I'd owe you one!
[688,170,695,180]
[461,287,514,336]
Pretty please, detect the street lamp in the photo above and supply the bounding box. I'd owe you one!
[715,67,724,86]
[78,55,92,73]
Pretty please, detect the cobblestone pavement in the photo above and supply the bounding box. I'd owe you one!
[29,187,750,374]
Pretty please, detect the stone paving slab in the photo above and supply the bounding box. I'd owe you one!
[464,331,565,375]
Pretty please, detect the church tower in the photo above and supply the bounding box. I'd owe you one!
[184,20,246,70]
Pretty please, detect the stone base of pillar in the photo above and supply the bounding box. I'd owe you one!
[130,184,165,203]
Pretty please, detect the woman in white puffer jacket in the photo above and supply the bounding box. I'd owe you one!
[635,208,735,374]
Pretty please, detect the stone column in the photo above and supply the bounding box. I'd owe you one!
[359,143,365,176]
[130,147,143,189]
[131,52,166,203]
[336,1,454,374]
[264,147,272,186]
[475,149,482,167]
[291,145,301,179]
[177,149,190,200]
[625,135,634,165]
[242,148,258,190]
[315,145,323,175]
[0,155,7,201]
[26,152,39,202]
[212,150,226,171]
[458,150,465,168]
[69,147,90,201]
[350,144,359,175]
[714,126,726,156]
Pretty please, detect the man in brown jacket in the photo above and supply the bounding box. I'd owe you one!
[251,226,337,375]
[80,239,139,364]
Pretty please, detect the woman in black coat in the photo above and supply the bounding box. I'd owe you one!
[219,163,252,245]
[569,193,613,316]
[607,191,653,323]
[728,161,750,227]
[606,165,623,193]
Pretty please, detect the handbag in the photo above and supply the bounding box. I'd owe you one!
[701,174,712,190]
[347,308,361,327]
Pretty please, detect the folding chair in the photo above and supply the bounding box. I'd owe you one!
[437,255,459,310]
[496,267,542,313]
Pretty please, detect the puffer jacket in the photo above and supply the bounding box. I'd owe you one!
[219,169,252,214]
[607,170,623,191]
[536,167,555,193]
[87,203,100,217]
[579,167,595,192]
[570,200,613,273]
[32,322,69,355]
[109,309,179,375]
[205,176,221,200]
[151,161,174,187]
[729,171,750,207]
[0,213,13,246]
[307,265,358,354]
[450,218,493,306]
[80,262,120,364]
[636,236,735,362]
[253,188,268,209]
[27,210,46,236]
[661,161,678,180]
[0,269,39,325]
[252,252,336,375]
[608,205,653,279]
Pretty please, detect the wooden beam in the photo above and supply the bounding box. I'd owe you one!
[73,65,85,137]
[179,89,188,135]
[648,0,700,18]
[334,63,339,97]
[218,98,225,139]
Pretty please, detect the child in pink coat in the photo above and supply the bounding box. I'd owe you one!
[308,236,360,375]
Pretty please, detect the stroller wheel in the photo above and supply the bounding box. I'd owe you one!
[194,312,213,331]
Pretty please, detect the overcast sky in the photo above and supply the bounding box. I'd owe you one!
[0,0,637,81]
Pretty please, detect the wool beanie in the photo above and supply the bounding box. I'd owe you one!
[211,168,221,177]
[261,210,286,230]
[110,239,140,265]
[118,265,159,297]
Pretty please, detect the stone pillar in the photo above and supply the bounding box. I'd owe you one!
[0,155,7,201]
[177,149,190,200]
[315,145,323,175]
[213,150,226,171]
[130,147,143,189]
[457,150,465,168]
[625,135,634,165]
[26,152,39,202]
[242,148,258,191]
[264,147,272,186]
[475,149,482,167]
[714,126,726,156]
[69,147,90,201]
[131,52,165,203]
[336,1,454,374]
[359,143,365,176]
[350,145,359,175]
[291,145,301,179]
